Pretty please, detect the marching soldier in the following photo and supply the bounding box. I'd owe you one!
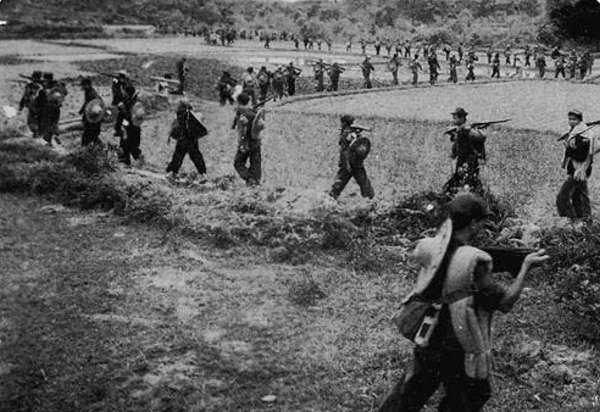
[314,59,326,92]
[555,56,566,79]
[18,70,43,138]
[404,42,411,58]
[232,93,265,186]
[374,38,382,56]
[361,56,375,89]
[329,115,374,200]
[360,39,367,55]
[112,70,133,138]
[242,67,258,105]
[448,55,458,83]
[176,57,187,94]
[389,53,402,85]
[166,100,209,183]
[257,66,272,101]
[39,73,66,146]
[525,45,532,67]
[285,62,302,97]
[410,55,422,86]
[272,67,286,100]
[217,71,237,105]
[568,51,578,79]
[556,110,593,219]
[443,108,486,196]
[428,53,440,85]
[466,60,476,81]
[486,47,493,64]
[78,77,103,147]
[117,84,145,166]
[536,53,547,78]
[328,63,344,92]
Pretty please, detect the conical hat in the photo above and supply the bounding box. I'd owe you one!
[130,101,146,127]
[251,107,266,140]
[84,98,106,124]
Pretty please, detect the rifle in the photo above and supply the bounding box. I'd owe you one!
[99,72,119,79]
[253,96,274,110]
[444,119,511,136]
[557,120,600,142]
[19,74,34,81]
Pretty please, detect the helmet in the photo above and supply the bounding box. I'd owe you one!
[84,98,106,124]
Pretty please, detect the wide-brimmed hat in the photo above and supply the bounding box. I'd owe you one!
[451,107,468,117]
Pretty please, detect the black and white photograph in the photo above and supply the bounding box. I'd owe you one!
[0,0,599,411]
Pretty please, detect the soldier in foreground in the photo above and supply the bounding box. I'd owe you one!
[443,108,486,196]
[379,193,548,412]
[78,77,103,147]
[556,110,594,219]
[18,70,43,138]
[329,115,374,200]
[166,100,209,183]
[232,93,265,186]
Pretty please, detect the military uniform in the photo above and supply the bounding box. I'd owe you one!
[38,73,66,146]
[536,55,547,78]
[410,58,422,85]
[176,58,187,94]
[79,79,102,146]
[18,72,43,138]
[232,105,262,186]
[314,62,326,92]
[118,88,143,166]
[328,64,343,91]
[167,102,208,177]
[272,69,286,100]
[257,67,271,101]
[217,72,237,105]
[448,56,458,83]
[329,116,374,200]
[555,57,566,79]
[444,109,486,196]
[428,55,440,85]
[390,55,401,85]
[361,58,375,89]
[557,114,593,219]
[242,69,258,105]
[112,73,134,138]
[286,64,301,97]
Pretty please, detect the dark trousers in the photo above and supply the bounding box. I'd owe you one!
[555,67,565,78]
[114,111,125,137]
[449,70,457,83]
[412,72,418,85]
[81,120,101,146]
[538,67,546,78]
[119,125,141,165]
[363,77,373,89]
[288,80,296,96]
[466,70,475,81]
[167,138,206,175]
[219,91,234,106]
[429,71,437,85]
[244,87,257,105]
[378,347,491,412]
[259,84,269,101]
[329,78,339,91]
[330,161,374,199]
[491,66,500,78]
[392,71,399,85]
[177,76,185,94]
[234,140,261,185]
[557,177,591,219]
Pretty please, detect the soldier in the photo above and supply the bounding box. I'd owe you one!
[314,59,326,92]
[361,56,375,89]
[329,115,374,200]
[443,46,451,61]
[241,67,258,105]
[428,53,440,85]
[374,38,382,56]
[556,110,593,219]
[117,84,144,167]
[491,53,501,78]
[568,51,578,79]
[272,67,286,100]
[112,70,133,138]
[294,37,300,50]
[457,43,464,62]
[232,93,264,186]
[524,45,532,67]
[257,66,272,101]
[578,54,588,80]
[486,47,493,64]
[166,100,208,183]
[346,40,352,53]
[448,55,458,83]
[285,62,302,97]
[360,39,367,55]
[217,71,237,105]
[379,193,548,412]
[389,53,402,85]
[582,51,593,78]
[38,73,65,146]
[78,77,103,147]
[504,45,512,65]
[316,39,322,51]
[555,56,566,79]
[536,53,547,78]
[404,42,411,59]
[328,63,344,92]
[176,57,187,95]
[385,41,393,57]
[465,60,476,81]
[326,39,333,52]
[410,55,422,86]
[443,108,486,196]
[18,70,43,138]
